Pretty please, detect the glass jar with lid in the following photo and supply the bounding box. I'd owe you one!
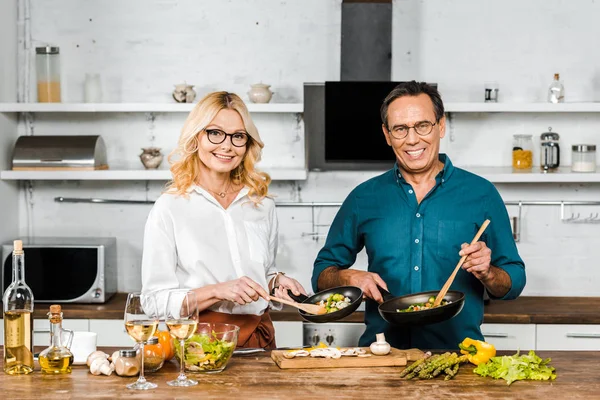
[136,336,165,372]
[571,144,596,172]
[512,134,533,170]
[114,349,140,377]
[35,46,61,103]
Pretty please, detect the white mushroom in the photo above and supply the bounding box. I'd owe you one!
[110,351,120,366]
[90,357,114,376]
[87,351,109,367]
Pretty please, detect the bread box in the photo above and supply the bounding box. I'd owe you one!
[12,135,108,170]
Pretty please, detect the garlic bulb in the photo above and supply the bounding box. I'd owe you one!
[370,333,391,356]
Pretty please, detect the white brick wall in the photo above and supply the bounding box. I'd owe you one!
[10,0,600,296]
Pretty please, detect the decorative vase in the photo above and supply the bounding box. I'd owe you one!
[247,83,273,104]
[140,147,163,169]
[172,84,196,103]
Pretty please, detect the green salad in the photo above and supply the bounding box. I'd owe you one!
[473,350,557,385]
[174,332,236,372]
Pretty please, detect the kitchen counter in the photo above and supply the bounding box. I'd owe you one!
[11,294,599,324]
[1,347,598,399]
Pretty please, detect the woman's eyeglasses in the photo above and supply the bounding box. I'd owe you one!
[205,129,250,147]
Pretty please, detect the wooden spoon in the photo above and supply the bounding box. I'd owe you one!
[433,219,491,307]
[269,296,327,315]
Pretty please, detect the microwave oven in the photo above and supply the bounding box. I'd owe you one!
[2,237,117,303]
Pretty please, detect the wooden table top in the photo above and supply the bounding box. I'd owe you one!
[1,348,598,399]
[3,294,600,324]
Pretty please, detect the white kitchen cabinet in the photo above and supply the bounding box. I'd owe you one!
[273,321,303,348]
[480,323,536,351]
[33,319,89,346]
[89,319,136,347]
[536,324,600,351]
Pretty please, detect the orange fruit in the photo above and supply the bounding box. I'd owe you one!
[157,330,176,361]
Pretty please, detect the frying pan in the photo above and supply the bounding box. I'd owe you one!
[286,286,363,323]
[378,289,465,326]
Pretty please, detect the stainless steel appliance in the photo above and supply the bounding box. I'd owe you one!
[12,135,108,170]
[302,303,366,347]
[540,127,560,171]
[2,237,117,303]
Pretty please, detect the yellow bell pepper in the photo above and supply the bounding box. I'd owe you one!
[459,337,496,365]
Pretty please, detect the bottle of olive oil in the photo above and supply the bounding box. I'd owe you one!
[3,240,34,375]
[38,305,73,374]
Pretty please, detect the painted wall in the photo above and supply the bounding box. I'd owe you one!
[10,0,600,297]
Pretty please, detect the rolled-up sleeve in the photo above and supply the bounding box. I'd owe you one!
[312,193,363,292]
[485,185,526,300]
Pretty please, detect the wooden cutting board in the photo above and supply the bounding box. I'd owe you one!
[271,347,424,369]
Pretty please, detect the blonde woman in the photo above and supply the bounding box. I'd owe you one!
[141,91,306,349]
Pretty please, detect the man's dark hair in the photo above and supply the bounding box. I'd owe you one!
[380,81,445,128]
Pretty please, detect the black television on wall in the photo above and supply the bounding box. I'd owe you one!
[304,81,437,171]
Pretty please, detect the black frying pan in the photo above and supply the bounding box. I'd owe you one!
[378,289,465,326]
[287,286,363,323]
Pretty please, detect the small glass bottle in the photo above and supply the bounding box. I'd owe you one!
[512,134,533,171]
[38,305,74,374]
[114,350,140,377]
[3,239,35,375]
[136,337,165,372]
[35,46,61,103]
[548,73,565,103]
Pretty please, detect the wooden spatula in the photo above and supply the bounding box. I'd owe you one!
[269,296,327,315]
[433,219,491,307]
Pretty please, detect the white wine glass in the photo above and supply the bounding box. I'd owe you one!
[165,289,199,387]
[124,292,159,390]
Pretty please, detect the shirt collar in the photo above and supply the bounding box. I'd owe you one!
[394,153,455,186]
[188,184,250,204]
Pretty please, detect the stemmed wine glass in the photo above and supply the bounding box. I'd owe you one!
[124,292,159,390]
[165,289,199,387]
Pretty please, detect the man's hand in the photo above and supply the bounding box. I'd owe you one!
[339,269,389,303]
[460,241,492,281]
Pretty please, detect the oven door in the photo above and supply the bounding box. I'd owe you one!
[2,247,99,302]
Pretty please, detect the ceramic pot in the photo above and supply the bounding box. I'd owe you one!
[140,147,163,169]
[172,84,196,103]
[247,83,273,104]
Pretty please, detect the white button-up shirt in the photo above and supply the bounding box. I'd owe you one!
[141,185,278,316]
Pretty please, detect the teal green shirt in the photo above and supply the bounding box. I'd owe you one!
[312,154,526,350]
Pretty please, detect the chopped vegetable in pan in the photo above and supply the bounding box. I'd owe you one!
[396,296,451,312]
[317,293,351,313]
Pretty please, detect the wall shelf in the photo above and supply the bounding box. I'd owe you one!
[0,102,304,113]
[465,166,600,183]
[445,102,600,113]
[0,168,307,181]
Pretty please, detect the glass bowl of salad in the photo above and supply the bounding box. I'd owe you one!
[175,323,239,373]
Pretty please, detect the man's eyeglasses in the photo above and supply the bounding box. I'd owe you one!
[205,129,250,147]
[388,121,437,140]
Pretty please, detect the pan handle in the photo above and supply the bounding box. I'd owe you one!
[285,289,309,303]
[378,287,395,302]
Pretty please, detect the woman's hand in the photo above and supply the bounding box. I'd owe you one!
[273,274,308,301]
[215,276,270,305]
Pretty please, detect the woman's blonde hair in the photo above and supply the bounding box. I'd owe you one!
[167,91,271,203]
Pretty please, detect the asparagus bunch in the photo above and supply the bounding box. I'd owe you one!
[400,352,468,380]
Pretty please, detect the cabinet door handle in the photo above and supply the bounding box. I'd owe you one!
[482,332,508,338]
[566,333,600,338]
[33,330,50,334]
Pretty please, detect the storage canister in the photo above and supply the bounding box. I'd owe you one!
[36,46,61,103]
[571,145,596,172]
[512,134,533,170]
